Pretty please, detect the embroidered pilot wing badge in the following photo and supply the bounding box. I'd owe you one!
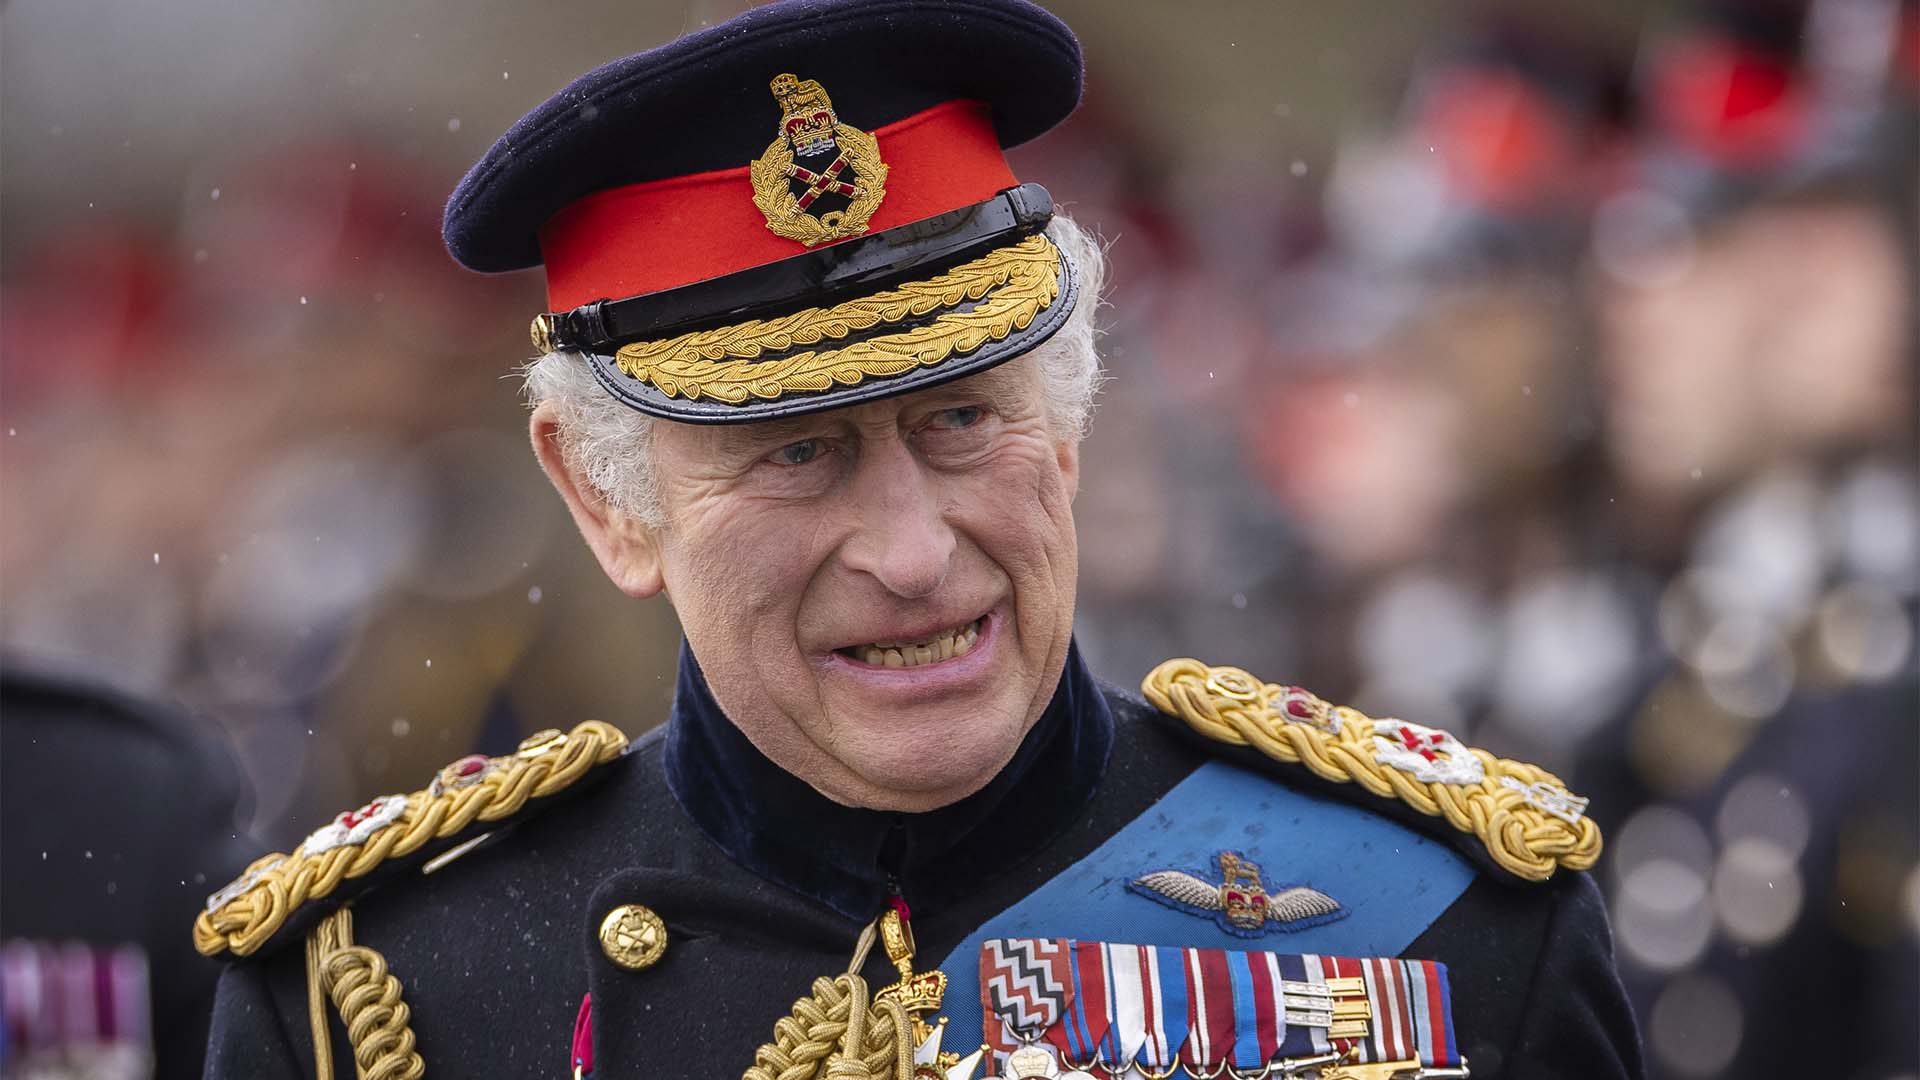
[1128,850,1347,937]
[750,73,888,246]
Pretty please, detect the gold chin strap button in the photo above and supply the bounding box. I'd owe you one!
[598,904,667,970]
[529,313,557,354]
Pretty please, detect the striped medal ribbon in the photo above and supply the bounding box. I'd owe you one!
[1337,955,1462,1070]
[1272,953,1341,1060]
[1224,949,1285,1071]
[1179,946,1238,1073]
[976,940,1463,1077]
[1045,940,1116,1070]
[980,938,1075,1059]
[1136,946,1192,1074]
[1094,942,1146,1068]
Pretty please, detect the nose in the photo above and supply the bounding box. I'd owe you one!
[837,435,955,600]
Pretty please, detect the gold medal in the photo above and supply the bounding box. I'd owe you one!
[876,904,963,1070]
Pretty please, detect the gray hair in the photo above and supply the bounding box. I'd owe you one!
[523,213,1107,527]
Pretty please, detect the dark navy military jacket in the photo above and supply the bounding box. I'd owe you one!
[202,644,1642,1078]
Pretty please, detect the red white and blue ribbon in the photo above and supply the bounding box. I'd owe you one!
[978,938,1461,1074]
[1181,946,1237,1072]
[1309,954,1463,1069]
[1094,941,1143,1067]
[1226,949,1283,1069]
[1357,956,1459,1067]
[1082,943,1189,1074]
[1045,940,1114,1067]
[1141,945,1191,1073]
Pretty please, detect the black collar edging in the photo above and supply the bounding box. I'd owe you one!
[661,639,1113,920]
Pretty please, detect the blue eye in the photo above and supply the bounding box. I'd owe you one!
[771,439,827,466]
[930,405,985,429]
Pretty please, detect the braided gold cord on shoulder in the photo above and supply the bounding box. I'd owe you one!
[1141,659,1601,882]
[196,719,629,958]
[613,235,1061,404]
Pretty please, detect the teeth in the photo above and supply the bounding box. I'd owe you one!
[854,620,979,668]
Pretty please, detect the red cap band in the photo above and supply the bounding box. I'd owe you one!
[538,100,1017,312]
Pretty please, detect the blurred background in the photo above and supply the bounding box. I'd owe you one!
[2,0,1915,1077]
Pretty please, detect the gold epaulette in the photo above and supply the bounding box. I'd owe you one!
[1142,659,1601,883]
[194,720,629,959]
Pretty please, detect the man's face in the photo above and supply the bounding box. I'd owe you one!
[548,358,1082,811]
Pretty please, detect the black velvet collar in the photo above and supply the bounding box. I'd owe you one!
[661,639,1114,920]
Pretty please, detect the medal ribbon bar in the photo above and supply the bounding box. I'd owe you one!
[978,939,1465,1078]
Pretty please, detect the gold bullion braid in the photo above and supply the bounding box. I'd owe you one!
[305,908,424,1080]
[749,120,889,247]
[613,234,1062,403]
[743,974,914,1080]
[1141,658,1602,881]
[196,719,629,958]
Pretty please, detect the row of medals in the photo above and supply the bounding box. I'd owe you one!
[876,909,1392,1080]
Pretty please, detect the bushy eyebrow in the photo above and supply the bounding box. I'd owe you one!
[902,364,1036,417]
[706,416,827,458]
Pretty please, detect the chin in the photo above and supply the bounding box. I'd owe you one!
[830,710,1027,810]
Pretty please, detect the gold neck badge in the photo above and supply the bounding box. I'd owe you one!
[875,904,949,1049]
[750,74,889,246]
[742,903,984,1080]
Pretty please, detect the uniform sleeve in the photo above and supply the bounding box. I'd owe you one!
[203,963,303,1079]
[1503,871,1645,1078]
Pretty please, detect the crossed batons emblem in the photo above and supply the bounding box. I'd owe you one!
[749,74,889,246]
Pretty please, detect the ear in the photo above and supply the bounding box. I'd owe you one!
[529,402,666,599]
[1055,432,1082,502]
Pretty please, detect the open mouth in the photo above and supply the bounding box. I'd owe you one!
[835,616,984,669]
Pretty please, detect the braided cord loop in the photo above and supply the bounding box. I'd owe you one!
[306,908,424,1080]
[743,974,915,1080]
[197,719,629,958]
[1142,658,1601,881]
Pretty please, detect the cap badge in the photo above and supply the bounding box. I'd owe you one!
[750,73,889,246]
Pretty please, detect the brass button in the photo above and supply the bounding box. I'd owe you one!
[530,313,557,353]
[598,904,667,970]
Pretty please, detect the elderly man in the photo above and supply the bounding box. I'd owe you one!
[196,2,1640,1078]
